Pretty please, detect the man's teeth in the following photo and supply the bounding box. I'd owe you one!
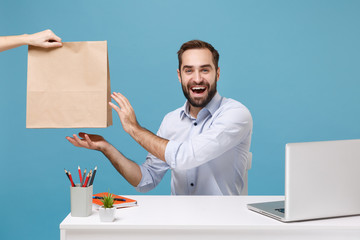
[192,87,205,90]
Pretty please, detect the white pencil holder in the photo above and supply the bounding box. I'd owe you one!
[70,184,93,217]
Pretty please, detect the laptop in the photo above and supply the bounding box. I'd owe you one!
[247,139,360,222]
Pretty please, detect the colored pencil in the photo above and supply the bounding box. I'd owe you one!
[64,168,70,180]
[81,169,87,186]
[82,172,90,187]
[64,169,75,187]
[78,166,82,183]
[86,169,93,187]
[68,171,76,187]
[89,166,97,186]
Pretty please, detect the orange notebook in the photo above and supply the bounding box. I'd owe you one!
[93,192,137,209]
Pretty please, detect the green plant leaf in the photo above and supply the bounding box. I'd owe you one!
[100,192,114,208]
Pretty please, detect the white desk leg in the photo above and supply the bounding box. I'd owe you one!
[60,229,66,240]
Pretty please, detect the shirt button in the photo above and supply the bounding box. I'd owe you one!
[190,183,194,187]
[194,122,197,126]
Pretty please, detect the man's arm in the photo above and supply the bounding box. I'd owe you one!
[109,92,169,162]
[0,29,62,52]
[66,132,142,187]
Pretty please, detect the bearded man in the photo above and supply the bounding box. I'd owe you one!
[67,40,253,195]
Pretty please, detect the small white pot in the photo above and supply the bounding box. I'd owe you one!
[99,207,116,222]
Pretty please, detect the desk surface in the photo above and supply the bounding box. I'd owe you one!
[60,195,360,230]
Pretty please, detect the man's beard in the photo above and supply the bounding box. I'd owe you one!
[181,76,217,108]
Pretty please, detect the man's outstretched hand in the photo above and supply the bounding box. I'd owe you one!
[66,132,109,152]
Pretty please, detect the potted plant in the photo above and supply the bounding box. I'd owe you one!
[99,192,116,222]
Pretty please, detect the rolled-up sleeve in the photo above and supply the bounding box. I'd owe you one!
[135,119,170,193]
[164,140,181,169]
[135,153,170,192]
[165,106,252,170]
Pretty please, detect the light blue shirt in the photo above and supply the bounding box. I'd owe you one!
[136,92,253,195]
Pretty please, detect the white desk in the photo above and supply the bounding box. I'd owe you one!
[60,196,360,240]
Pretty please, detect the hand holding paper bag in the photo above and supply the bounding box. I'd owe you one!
[27,41,112,128]
[0,29,62,52]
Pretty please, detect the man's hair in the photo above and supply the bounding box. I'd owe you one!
[177,40,219,71]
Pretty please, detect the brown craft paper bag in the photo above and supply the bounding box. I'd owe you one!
[26,41,112,128]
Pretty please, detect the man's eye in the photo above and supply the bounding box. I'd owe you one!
[185,69,192,73]
[202,69,209,73]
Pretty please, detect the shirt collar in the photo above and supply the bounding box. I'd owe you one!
[179,92,222,120]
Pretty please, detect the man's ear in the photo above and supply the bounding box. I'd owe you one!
[177,69,181,83]
[216,67,220,82]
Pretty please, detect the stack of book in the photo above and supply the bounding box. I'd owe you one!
[92,192,137,209]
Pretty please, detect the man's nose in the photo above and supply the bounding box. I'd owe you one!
[194,70,202,83]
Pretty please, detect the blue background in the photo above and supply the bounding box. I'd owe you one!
[1,0,359,239]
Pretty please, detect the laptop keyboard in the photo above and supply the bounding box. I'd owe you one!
[275,208,285,213]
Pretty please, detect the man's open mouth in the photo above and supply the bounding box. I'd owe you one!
[191,86,206,94]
